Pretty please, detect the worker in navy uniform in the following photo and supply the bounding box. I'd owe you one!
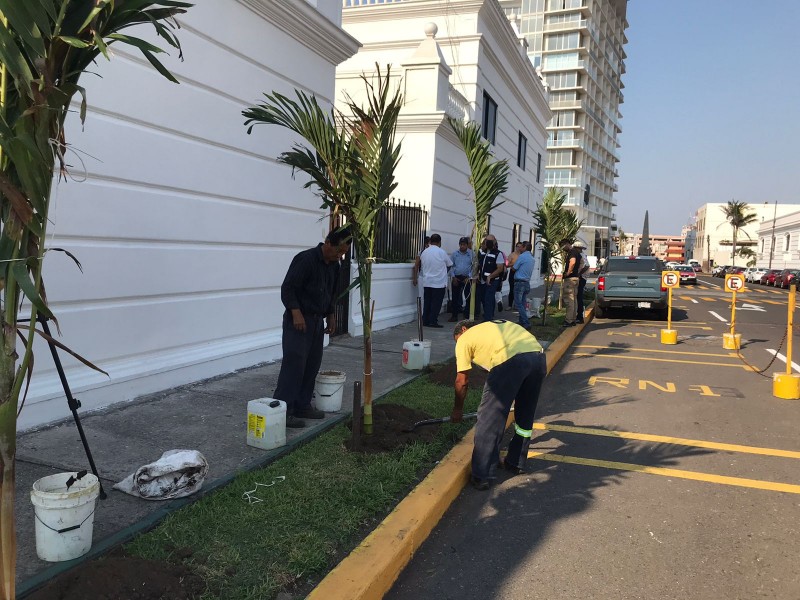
[274,226,352,428]
[451,319,547,490]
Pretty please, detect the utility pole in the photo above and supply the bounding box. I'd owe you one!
[706,234,711,270]
[769,200,777,270]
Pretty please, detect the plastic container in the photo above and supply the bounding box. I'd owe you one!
[314,370,347,412]
[402,340,425,370]
[411,339,432,367]
[30,472,100,562]
[247,398,286,450]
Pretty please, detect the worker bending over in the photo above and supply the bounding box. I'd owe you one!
[451,319,547,490]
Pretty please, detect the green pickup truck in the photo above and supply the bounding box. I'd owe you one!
[595,256,668,318]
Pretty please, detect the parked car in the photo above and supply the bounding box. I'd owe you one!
[675,264,697,285]
[712,265,729,277]
[762,269,783,286]
[747,268,768,283]
[778,269,800,289]
[688,260,702,272]
[595,256,668,319]
[726,266,746,275]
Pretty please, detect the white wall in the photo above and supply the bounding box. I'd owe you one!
[20,0,359,430]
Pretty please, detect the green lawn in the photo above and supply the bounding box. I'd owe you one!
[126,375,481,600]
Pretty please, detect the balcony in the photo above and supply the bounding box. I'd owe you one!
[445,86,470,121]
[549,98,584,110]
[547,137,584,149]
[545,176,579,188]
[543,19,589,34]
[343,0,405,6]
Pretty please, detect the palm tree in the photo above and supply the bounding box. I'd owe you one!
[243,67,402,436]
[0,2,190,597]
[719,200,758,267]
[447,118,509,319]
[532,188,582,324]
[617,229,628,255]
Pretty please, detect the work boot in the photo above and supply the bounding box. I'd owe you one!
[500,460,525,476]
[296,406,325,419]
[470,475,490,491]
[286,416,306,429]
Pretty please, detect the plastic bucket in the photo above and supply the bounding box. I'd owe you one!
[314,370,347,412]
[412,339,432,367]
[30,472,100,562]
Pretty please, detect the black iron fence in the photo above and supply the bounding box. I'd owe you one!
[373,198,428,263]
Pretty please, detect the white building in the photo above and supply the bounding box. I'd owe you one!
[756,208,800,270]
[501,0,628,259]
[22,0,360,430]
[692,202,800,270]
[337,0,551,333]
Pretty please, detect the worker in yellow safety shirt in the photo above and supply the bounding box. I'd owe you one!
[451,319,547,490]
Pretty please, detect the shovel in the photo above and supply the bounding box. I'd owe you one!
[405,412,478,432]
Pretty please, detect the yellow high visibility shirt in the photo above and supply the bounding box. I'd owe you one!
[455,320,543,372]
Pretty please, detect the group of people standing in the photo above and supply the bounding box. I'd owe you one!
[413,233,535,330]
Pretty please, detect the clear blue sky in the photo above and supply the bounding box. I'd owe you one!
[614,0,800,236]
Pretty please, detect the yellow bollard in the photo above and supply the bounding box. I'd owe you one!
[722,288,740,349]
[774,284,800,399]
[661,277,677,345]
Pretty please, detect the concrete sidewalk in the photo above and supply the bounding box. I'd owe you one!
[15,281,563,592]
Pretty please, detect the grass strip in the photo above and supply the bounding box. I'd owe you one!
[126,375,481,600]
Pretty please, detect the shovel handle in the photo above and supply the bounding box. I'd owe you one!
[408,412,478,431]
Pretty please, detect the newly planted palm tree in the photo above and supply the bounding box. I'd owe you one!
[447,118,509,319]
[532,188,582,324]
[243,67,402,436]
[0,2,190,596]
[719,200,758,267]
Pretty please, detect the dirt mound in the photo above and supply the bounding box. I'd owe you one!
[26,554,203,600]
[346,403,441,453]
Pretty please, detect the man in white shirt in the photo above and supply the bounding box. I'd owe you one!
[414,233,453,328]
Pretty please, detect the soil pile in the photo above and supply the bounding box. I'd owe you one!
[346,403,439,453]
[427,360,488,389]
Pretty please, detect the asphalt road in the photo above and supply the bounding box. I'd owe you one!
[387,275,800,600]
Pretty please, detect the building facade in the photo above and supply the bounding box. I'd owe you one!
[692,202,800,270]
[501,0,628,259]
[22,0,360,430]
[756,209,800,270]
[338,0,551,333]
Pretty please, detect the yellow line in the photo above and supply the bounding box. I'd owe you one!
[762,299,786,305]
[627,323,712,330]
[700,297,716,302]
[532,423,800,459]
[527,452,800,495]
[575,345,739,358]
[572,353,752,370]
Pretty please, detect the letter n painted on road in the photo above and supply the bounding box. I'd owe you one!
[589,376,630,389]
[638,380,676,393]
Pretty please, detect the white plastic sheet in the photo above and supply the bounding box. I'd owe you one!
[114,449,209,500]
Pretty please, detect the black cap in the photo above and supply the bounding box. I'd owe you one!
[459,236,469,244]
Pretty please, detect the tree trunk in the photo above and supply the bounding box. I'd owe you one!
[731,229,737,267]
[0,353,18,600]
[362,333,372,435]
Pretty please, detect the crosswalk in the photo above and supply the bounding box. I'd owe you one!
[692,283,786,295]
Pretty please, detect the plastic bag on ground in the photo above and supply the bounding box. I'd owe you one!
[113,449,209,500]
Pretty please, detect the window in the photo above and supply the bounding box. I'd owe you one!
[517,133,527,170]
[536,152,542,183]
[482,91,497,145]
[785,233,791,251]
[513,223,522,247]
[486,214,492,234]
[761,239,765,253]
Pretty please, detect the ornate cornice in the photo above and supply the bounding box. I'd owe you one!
[238,0,361,66]
[343,0,485,23]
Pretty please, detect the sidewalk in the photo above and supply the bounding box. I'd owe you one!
[15,283,557,592]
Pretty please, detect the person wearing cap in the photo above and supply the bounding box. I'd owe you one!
[449,237,474,322]
[450,319,547,490]
[560,238,582,327]
[574,240,590,324]
[506,242,525,310]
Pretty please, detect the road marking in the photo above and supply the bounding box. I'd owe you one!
[700,297,716,302]
[709,311,728,323]
[679,296,699,303]
[527,452,800,495]
[532,423,800,459]
[626,323,713,330]
[576,345,740,358]
[766,349,800,373]
[572,353,752,370]
[761,299,786,305]
[701,280,721,288]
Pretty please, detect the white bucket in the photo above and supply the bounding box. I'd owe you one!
[314,370,347,412]
[529,298,542,317]
[411,339,432,367]
[247,398,287,450]
[30,472,100,562]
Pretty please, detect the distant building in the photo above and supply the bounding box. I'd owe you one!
[756,208,800,270]
[682,223,696,262]
[615,233,682,261]
[693,202,800,270]
[500,0,629,258]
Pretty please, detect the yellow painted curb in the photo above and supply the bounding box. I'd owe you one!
[308,308,590,600]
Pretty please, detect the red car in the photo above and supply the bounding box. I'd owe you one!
[778,269,800,289]
[675,265,697,284]
[761,269,782,286]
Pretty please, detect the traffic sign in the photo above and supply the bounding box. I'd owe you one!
[725,274,745,292]
[662,271,680,288]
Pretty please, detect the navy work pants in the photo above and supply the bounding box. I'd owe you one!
[577,276,587,322]
[274,312,325,416]
[472,351,547,480]
[423,286,446,326]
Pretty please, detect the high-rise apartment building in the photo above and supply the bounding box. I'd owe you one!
[502,0,628,257]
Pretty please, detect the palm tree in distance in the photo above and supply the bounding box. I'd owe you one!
[719,200,758,267]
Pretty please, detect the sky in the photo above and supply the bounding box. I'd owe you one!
[613,0,800,236]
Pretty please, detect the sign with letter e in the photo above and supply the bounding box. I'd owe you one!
[725,273,745,292]
[662,271,680,288]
